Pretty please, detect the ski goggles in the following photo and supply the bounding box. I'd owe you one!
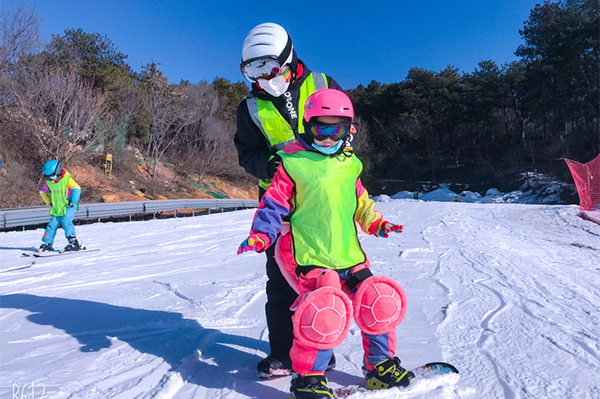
[241,56,288,83]
[44,172,60,181]
[306,122,350,141]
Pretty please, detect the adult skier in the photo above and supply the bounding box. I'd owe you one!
[38,160,82,252]
[234,22,343,379]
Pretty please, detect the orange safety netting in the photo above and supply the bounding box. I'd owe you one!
[565,154,600,211]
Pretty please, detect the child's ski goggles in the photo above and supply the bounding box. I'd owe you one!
[44,172,60,181]
[306,122,350,141]
[241,56,287,83]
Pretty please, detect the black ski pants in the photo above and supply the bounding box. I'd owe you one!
[265,241,298,364]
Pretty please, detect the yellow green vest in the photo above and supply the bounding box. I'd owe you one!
[279,150,366,269]
[246,72,328,190]
[47,172,71,217]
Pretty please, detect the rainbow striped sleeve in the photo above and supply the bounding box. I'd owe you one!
[250,164,294,245]
[354,178,383,235]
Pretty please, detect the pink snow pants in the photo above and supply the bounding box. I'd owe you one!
[274,225,405,376]
[289,267,398,375]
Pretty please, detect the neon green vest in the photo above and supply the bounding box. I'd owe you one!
[246,72,328,190]
[279,150,366,269]
[47,173,71,217]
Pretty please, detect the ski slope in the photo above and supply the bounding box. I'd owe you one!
[1,198,599,399]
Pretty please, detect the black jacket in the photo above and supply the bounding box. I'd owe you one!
[234,60,343,184]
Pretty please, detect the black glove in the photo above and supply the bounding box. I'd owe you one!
[267,154,282,178]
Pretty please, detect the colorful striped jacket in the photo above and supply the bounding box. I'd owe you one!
[39,168,81,217]
[249,142,384,272]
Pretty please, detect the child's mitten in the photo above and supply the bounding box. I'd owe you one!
[237,234,266,254]
[375,221,403,238]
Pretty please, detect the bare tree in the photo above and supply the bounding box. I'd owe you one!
[7,67,108,161]
[175,82,239,181]
[0,4,41,71]
[190,116,237,180]
[139,62,197,179]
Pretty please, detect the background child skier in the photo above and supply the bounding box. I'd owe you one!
[38,160,82,252]
[238,89,414,399]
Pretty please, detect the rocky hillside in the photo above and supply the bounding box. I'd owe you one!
[0,150,258,210]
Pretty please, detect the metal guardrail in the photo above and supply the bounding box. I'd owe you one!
[0,198,259,230]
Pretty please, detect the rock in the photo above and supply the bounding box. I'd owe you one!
[102,194,121,202]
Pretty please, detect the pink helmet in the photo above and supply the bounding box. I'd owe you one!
[303,89,354,123]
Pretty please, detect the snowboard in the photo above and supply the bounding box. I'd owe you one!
[333,362,459,398]
[22,247,98,258]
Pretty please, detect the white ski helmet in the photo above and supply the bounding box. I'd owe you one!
[241,23,295,82]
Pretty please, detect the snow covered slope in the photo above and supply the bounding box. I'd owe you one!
[1,200,599,398]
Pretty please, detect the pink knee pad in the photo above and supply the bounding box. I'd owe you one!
[292,287,353,350]
[353,275,407,335]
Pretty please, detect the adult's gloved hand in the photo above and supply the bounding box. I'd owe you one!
[237,234,266,255]
[375,221,403,238]
[267,154,282,178]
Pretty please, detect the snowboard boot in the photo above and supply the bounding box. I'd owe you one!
[37,243,54,252]
[289,374,333,399]
[257,355,292,379]
[62,236,81,252]
[364,357,415,389]
[257,354,336,379]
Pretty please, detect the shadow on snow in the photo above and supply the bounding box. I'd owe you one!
[0,293,283,398]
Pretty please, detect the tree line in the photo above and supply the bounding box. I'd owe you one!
[0,0,598,192]
[0,5,249,185]
[349,0,598,186]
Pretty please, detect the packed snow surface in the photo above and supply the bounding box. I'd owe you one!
[1,199,599,398]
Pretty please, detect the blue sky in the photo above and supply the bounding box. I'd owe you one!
[2,0,543,89]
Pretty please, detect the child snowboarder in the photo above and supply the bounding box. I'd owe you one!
[38,160,83,252]
[238,89,414,398]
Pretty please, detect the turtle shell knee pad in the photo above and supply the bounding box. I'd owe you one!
[354,275,407,335]
[292,286,353,349]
